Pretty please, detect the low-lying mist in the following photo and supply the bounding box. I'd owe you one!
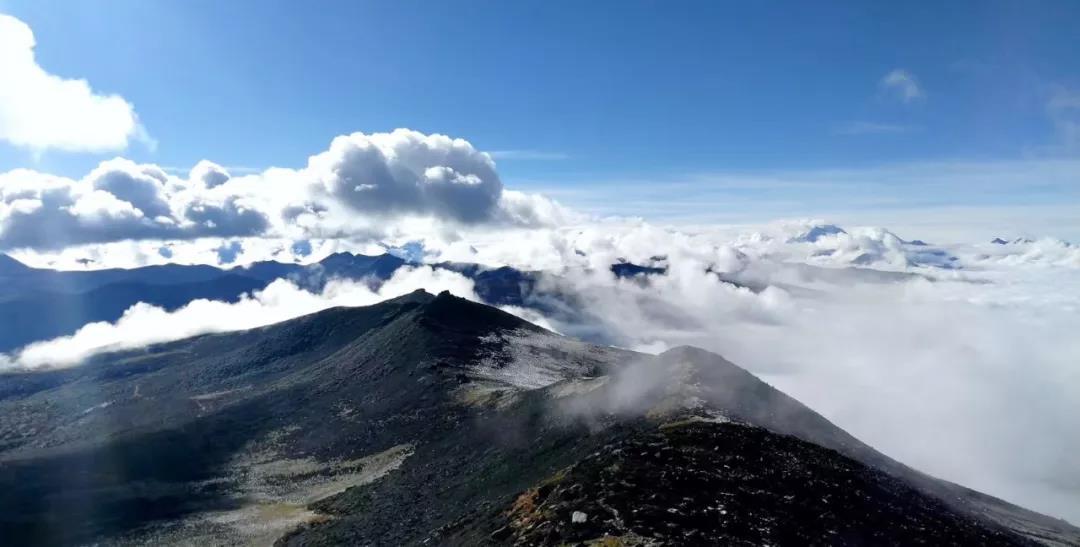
[468,222,1080,523]
[532,264,1080,523]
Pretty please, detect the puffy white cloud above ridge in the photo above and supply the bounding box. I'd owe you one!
[0,159,270,249]
[0,14,148,152]
[0,129,569,251]
[312,130,504,223]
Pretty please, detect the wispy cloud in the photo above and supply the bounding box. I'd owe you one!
[833,121,917,135]
[488,149,569,161]
[1046,86,1080,153]
[880,69,925,104]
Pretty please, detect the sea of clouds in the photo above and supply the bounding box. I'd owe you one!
[1,129,1078,524]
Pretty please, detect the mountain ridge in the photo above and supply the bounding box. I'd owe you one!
[0,290,1075,545]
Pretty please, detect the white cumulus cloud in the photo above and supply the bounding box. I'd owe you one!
[0,14,148,152]
[0,129,566,251]
[310,129,506,223]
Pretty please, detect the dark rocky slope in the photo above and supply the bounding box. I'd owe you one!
[454,421,1024,545]
[0,291,1075,546]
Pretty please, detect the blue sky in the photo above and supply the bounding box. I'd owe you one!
[1,1,1079,235]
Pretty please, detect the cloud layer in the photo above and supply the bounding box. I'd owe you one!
[0,159,268,249]
[0,129,566,251]
[0,15,147,152]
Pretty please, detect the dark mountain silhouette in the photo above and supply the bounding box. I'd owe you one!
[0,258,229,301]
[313,252,406,283]
[0,252,32,276]
[0,292,1074,546]
[0,253,531,352]
[435,262,541,307]
[0,275,268,352]
[0,252,407,299]
[610,259,667,278]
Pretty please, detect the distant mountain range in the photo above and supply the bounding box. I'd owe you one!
[0,252,553,353]
[0,251,785,354]
[0,291,1075,545]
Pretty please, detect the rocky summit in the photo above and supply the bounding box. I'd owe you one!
[0,291,1076,546]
